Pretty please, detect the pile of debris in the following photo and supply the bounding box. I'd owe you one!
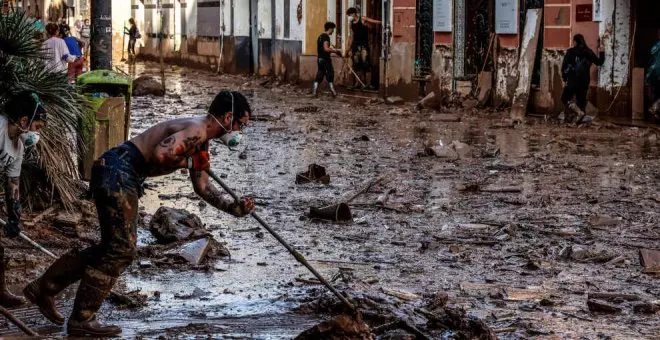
[138,206,230,270]
[295,286,496,339]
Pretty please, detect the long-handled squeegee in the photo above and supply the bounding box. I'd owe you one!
[206,170,356,311]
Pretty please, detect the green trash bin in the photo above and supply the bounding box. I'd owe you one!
[77,70,133,181]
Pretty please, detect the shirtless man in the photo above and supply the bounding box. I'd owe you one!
[24,91,255,336]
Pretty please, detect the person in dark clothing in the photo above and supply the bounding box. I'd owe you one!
[24,91,255,336]
[58,18,70,38]
[128,18,139,56]
[561,34,605,124]
[313,22,342,97]
[646,29,660,118]
[345,7,381,89]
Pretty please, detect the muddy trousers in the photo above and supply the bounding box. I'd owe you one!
[315,58,334,84]
[26,142,143,329]
[561,81,588,112]
[128,38,136,55]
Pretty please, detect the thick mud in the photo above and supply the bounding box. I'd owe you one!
[1,62,659,338]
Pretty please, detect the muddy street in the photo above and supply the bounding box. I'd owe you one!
[3,63,659,338]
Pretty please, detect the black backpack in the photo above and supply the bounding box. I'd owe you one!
[574,55,590,80]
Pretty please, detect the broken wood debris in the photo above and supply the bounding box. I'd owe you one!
[639,249,660,274]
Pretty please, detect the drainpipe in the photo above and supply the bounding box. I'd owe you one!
[90,0,112,70]
[217,0,225,73]
[271,0,276,77]
[383,0,391,99]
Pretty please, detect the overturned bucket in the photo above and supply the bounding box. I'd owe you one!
[309,203,352,222]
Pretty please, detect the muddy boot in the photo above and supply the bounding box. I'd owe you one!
[568,102,585,124]
[0,247,25,308]
[312,82,319,97]
[67,267,121,337]
[329,83,337,98]
[24,250,87,325]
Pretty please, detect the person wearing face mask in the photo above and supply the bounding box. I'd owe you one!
[24,90,254,337]
[0,92,46,309]
[344,7,381,90]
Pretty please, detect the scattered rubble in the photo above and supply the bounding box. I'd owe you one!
[149,207,208,244]
[132,76,166,96]
[296,164,331,185]
[639,249,660,274]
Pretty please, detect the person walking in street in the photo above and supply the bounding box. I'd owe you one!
[63,31,84,83]
[79,18,91,62]
[313,22,342,98]
[646,29,660,119]
[345,7,381,90]
[42,23,76,73]
[561,34,605,124]
[0,92,47,309]
[33,16,45,40]
[128,18,140,58]
[58,18,70,39]
[24,91,255,337]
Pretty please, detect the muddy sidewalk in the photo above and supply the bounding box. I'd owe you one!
[1,62,658,338]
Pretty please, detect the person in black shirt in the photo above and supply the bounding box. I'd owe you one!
[128,18,139,56]
[561,34,605,124]
[313,22,342,97]
[345,7,381,89]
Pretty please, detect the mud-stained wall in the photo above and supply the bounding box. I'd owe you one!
[431,45,453,93]
[534,49,565,114]
[382,42,417,99]
[495,48,518,105]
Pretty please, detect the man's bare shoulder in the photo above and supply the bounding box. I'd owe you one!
[131,117,208,152]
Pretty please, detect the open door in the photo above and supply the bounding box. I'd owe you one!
[250,0,259,74]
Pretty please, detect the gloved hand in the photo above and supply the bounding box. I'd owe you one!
[187,151,210,171]
[4,220,21,238]
[228,197,255,217]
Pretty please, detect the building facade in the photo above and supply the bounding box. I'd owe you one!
[13,0,657,119]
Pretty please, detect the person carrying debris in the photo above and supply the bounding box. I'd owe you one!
[345,7,381,90]
[0,92,46,308]
[646,29,660,119]
[561,34,605,124]
[24,91,255,337]
[313,22,342,97]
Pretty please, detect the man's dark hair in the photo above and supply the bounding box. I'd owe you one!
[346,7,358,16]
[209,91,252,121]
[46,23,58,36]
[324,22,336,31]
[3,92,47,122]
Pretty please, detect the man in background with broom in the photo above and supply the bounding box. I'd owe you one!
[24,90,255,337]
[0,92,46,308]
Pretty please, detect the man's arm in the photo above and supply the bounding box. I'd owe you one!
[324,41,340,54]
[345,29,354,57]
[363,17,381,25]
[190,170,254,217]
[4,177,22,238]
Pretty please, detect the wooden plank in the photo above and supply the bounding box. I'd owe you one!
[510,9,543,123]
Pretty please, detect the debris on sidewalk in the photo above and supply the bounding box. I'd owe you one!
[149,207,208,244]
[639,249,660,274]
[587,299,622,314]
[385,96,404,105]
[296,164,331,185]
[133,75,166,96]
[295,313,373,340]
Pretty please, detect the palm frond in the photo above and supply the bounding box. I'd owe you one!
[0,9,43,60]
[0,10,88,211]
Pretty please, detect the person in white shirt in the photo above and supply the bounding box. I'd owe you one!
[42,23,75,73]
[0,92,47,308]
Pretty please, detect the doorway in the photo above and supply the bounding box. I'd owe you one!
[465,0,493,78]
[365,0,382,89]
[633,0,660,114]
